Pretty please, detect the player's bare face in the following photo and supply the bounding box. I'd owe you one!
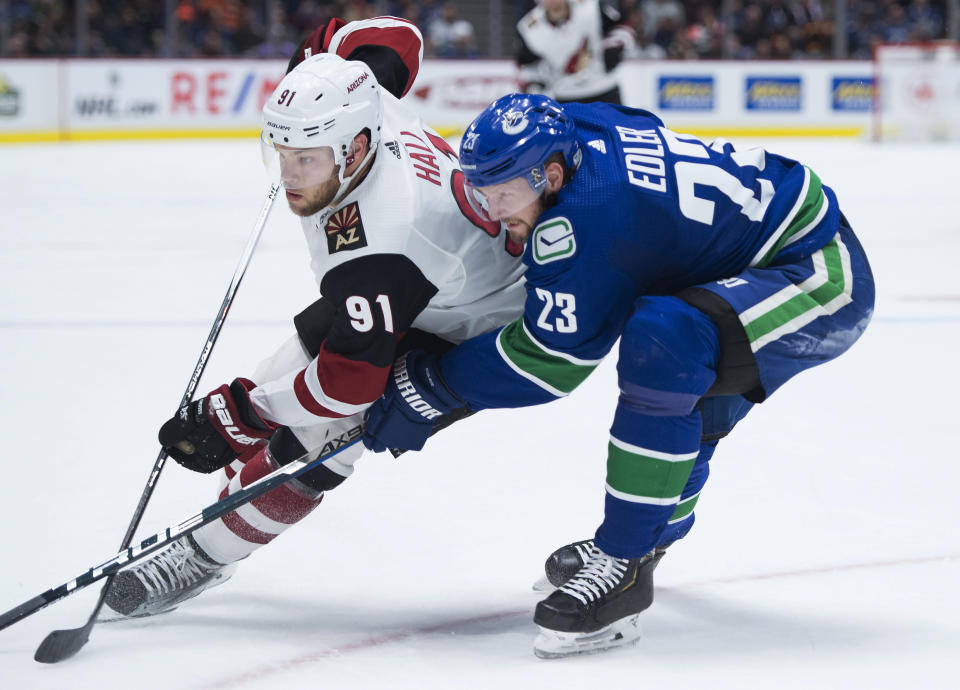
[500,201,544,244]
[472,176,542,243]
[284,173,342,217]
[275,145,339,216]
[473,162,565,244]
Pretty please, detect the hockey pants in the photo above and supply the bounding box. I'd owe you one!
[595,224,875,558]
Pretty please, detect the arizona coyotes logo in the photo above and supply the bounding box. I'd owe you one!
[324,202,368,254]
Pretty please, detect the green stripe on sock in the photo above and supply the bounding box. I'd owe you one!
[606,442,697,501]
[757,167,824,268]
[498,320,596,394]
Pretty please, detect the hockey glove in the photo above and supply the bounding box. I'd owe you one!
[362,350,467,453]
[159,378,276,473]
[286,18,347,73]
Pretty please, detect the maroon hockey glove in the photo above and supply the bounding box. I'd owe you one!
[286,17,347,73]
[159,378,276,474]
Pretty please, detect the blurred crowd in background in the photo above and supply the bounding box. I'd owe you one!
[0,0,953,60]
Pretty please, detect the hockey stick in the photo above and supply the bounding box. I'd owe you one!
[0,426,364,645]
[28,182,282,663]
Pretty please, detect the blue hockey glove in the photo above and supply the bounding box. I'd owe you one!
[363,350,466,453]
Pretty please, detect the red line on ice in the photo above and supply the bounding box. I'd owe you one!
[198,608,528,689]
[199,553,960,689]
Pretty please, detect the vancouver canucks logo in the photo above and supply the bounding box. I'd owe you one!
[324,202,368,254]
[501,109,528,135]
[532,217,576,265]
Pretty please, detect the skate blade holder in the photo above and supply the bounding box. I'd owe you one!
[533,614,642,659]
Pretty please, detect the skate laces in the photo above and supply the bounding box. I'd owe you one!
[133,538,216,597]
[573,540,594,565]
[558,547,629,605]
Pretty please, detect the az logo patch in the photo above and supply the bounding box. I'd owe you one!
[532,217,576,265]
[325,202,368,254]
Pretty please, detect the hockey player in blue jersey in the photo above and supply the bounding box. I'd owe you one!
[362,94,875,658]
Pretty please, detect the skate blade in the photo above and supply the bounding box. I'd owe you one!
[97,606,178,624]
[97,563,238,623]
[533,615,642,659]
[531,576,554,592]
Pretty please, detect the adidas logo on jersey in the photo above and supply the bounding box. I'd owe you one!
[588,139,607,154]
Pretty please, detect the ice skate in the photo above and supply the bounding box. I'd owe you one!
[532,538,595,591]
[534,539,672,591]
[102,534,236,620]
[533,545,664,659]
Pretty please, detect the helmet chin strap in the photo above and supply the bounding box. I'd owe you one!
[328,144,377,209]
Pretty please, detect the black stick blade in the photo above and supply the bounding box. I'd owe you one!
[34,623,92,663]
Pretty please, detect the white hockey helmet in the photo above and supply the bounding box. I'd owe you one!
[261,53,383,194]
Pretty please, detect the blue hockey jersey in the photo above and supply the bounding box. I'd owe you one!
[441,103,842,410]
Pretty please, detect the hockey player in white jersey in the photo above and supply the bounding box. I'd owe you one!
[103,17,526,619]
[517,0,635,103]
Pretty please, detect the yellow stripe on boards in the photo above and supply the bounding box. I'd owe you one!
[0,124,866,146]
[0,128,262,144]
[671,126,865,138]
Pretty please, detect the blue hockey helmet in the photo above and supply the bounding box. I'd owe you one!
[459,93,581,192]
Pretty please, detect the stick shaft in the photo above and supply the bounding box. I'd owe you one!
[117,182,281,551]
[8,184,280,637]
[1,427,363,631]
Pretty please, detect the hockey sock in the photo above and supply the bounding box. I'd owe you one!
[192,446,324,564]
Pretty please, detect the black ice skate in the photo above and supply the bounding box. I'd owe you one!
[533,538,595,591]
[533,545,664,658]
[102,534,236,619]
[535,538,672,590]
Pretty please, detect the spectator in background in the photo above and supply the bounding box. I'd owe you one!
[390,0,442,29]
[640,0,684,48]
[255,23,297,58]
[684,3,723,58]
[107,5,154,56]
[793,0,832,57]
[428,2,478,57]
[908,0,944,39]
[625,11,666,59]
[1,0,953,61]
[4,28,32,58]
[883,2,913,42]
[232,6,267,55]
[342,0,378,23]
[769,31,796,59]
[733,2,766,56]
[23,0,72,55]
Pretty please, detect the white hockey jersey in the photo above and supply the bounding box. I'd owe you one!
[517,0,627,101]
[299,95,526,345]
[249,20,526,429]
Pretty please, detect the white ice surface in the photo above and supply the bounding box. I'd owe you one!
[1,136,958,689]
